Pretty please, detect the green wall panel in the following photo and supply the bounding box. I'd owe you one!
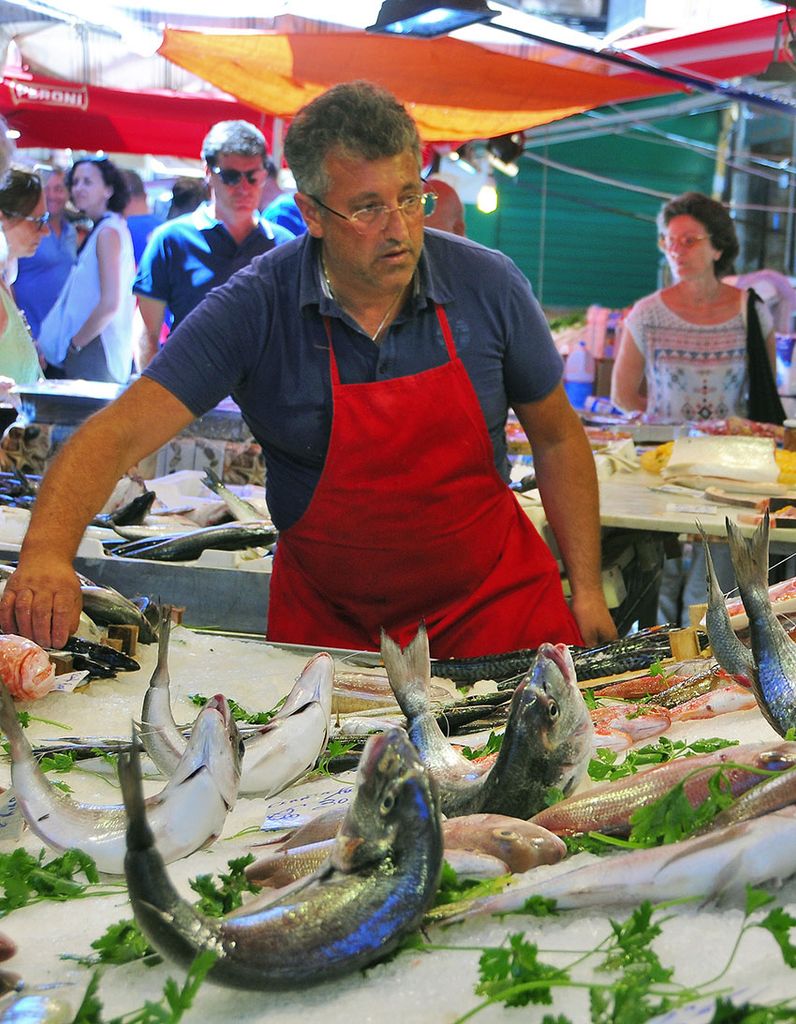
[465,101,721,312]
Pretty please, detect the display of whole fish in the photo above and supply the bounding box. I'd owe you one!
[699,524,756,684]
[452,805,796,916]
[382,624,593,818]
[726,513,796,736]
[202,467,262,522]
[0,680,242,874]
[530,740,796,837]
[139,617,333,797]
[711,763,796,828]
[246,812,565,889]
[107,521,278,562]
[119,727,443,989]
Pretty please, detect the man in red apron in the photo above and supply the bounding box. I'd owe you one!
[0,83,617,657]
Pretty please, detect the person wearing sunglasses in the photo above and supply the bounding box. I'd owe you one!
[13,167,78,343]
[0,167,49,386]
[37,156,135,384]
[133,120,293,370]
[612,191,777,626]
[0,81,616,657]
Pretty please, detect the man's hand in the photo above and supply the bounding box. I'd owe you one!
[0,558,81,649]
[570,586,619,648]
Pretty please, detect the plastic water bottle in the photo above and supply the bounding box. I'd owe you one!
[563,340,595,410]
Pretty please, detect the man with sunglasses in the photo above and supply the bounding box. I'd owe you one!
[133,119,293,368]
[0,81,616,658]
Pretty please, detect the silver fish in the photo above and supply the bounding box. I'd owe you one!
[79,585,158,644]
[726,513,796,736]
[699,523,756,684]
[109,521,278,562]
[138,606,185,773]
[139,639,333,797]
[0,681,242,875]
[381,624,593,818]
[119,727,443,989]
[531,740,796,836]
[202,467,262,523]
[452,805,796,915]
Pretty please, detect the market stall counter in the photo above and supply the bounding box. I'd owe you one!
[3,628,796,1022]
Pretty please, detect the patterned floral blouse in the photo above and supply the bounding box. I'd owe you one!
[623,289,773,422]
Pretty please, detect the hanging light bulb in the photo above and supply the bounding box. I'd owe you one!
[477,178,498,214]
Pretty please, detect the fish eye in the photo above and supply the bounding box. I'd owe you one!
[380,792,396,815]
[548,699,559,720]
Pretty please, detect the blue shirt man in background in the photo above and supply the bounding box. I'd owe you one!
[133,119,293,369]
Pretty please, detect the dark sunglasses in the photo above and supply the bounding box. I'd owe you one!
[210,165,264,187]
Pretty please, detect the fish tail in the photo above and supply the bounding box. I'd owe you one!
[381,624,431,717]
[726,514,769,599]
[152,606,172,687]
[698,522,723,603]
[118,732,156,856]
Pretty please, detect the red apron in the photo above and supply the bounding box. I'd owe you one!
[266,304,583,657]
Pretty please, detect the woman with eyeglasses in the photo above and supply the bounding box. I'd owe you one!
[612,191,777,627]
[0,167,49,386]
[611,191,775,421]
[38,156,135,384]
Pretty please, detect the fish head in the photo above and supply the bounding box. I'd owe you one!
[275,652,334,724]
[175,693,243,809]
[512,643,594,794]
[331,727,441,873]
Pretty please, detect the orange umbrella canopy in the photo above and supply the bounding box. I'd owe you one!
[158,28,673,141]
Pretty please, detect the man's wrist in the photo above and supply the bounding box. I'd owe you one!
[68,339,81,355]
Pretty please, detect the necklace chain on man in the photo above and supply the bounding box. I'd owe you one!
[322,256,402,343]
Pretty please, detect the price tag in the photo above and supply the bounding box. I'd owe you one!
[52,670,90,693]
[258,776,356,831]
[0,789,23,841]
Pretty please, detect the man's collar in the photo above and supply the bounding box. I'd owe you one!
[190,201,273,238]
[300,237,451,314]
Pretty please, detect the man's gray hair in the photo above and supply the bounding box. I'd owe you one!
[201,120,268,166]
[284,81,421,198]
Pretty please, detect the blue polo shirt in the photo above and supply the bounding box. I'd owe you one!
[133,202,294,327]
[144,229,563,531]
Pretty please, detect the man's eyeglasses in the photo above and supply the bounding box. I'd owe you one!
[1,210,50,231]
[658,233,708,253]
[309,192,438,234]
[210,165,264,188]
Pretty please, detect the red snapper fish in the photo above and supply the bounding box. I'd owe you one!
[0,634,56,701]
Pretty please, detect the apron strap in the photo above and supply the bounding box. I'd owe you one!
[324,300,456,386]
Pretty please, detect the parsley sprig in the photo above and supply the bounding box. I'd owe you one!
[425,886,796,1023]
[189,693,284,725]
[0,848,123,916]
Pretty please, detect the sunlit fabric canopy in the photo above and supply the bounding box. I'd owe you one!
[0,71,274,156]
[157,29,675,142]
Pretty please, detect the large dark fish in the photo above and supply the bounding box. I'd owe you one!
[698,523,756,684]
[382,624,593,818]
[119,727,443,989]
[60,636,140,673]
[427,626,706,686]
[726,513,796,736]
[109,521,278,562]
